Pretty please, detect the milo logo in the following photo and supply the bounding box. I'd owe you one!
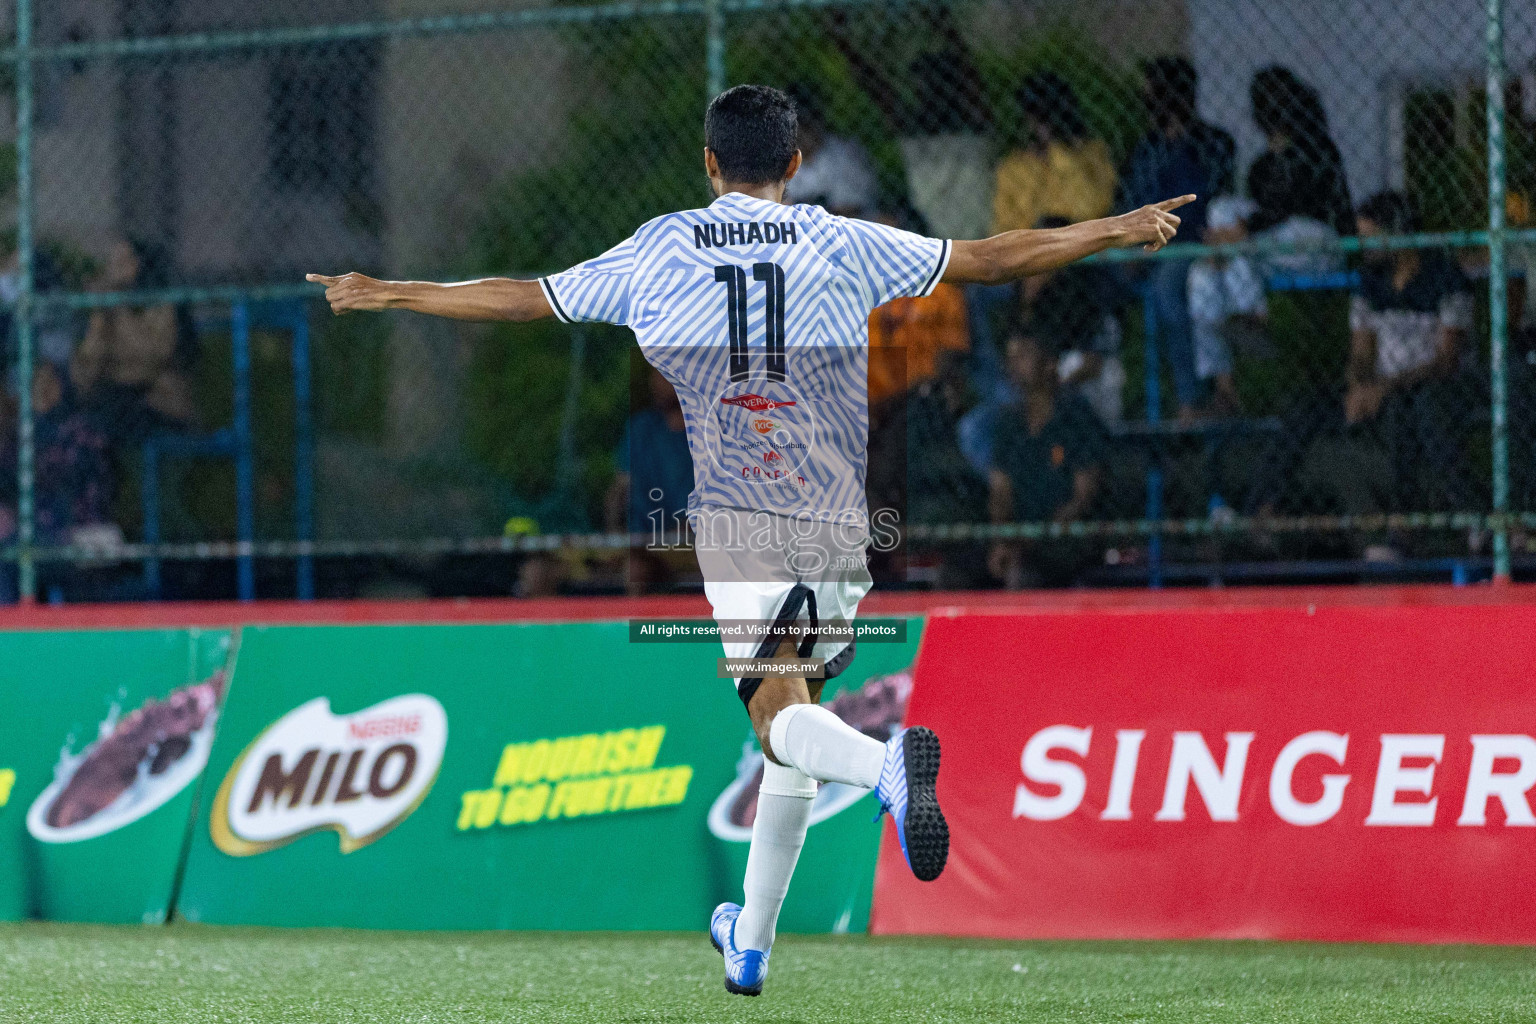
[210,694,447,856]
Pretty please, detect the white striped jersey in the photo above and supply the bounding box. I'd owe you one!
[539,190,950,521]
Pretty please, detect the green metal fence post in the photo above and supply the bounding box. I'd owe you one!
[14,0,35,602]
[1488,0,1512,582]
[705,0,724,98]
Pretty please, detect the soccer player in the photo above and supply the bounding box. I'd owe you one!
[309,84,1190,997]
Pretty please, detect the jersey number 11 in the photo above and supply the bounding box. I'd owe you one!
[714,263,786,382]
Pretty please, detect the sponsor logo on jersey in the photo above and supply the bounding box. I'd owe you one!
[751,418,775,434]
[210,694,447,856]
[720,393,797,413]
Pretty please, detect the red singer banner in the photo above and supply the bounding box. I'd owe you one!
[871,600,1536,943]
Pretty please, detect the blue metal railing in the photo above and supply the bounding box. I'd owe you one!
[139,299,315,602]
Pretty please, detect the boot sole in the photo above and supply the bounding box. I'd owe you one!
[901,726,949,882]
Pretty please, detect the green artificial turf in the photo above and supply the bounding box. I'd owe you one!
[1,923,1534,1023]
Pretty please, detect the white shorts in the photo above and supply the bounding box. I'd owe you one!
[692,506,874,705]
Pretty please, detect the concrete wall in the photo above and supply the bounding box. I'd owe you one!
[26,0,387,279]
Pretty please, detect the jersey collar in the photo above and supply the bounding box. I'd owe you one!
[710,190,783,212]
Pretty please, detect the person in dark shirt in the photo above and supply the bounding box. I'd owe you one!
[1121,57,1237,422]
[1121,57,1235,245]
[987,329,1107,587]
[867,349,987,524]
[0,363,114,546]
[866,350,990,588]
[1020,224,1130,425]
[1300,192,1473,548]
[608,366,693,538]
[1246,66,1355,238]
[606,366,694,592]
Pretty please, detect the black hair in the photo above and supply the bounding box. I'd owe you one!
[1357,190,1420,234]
[124,234,170,289]
[1143,56,1197,130]
[909,49,990,133]
[1018,71,1088,145]
[1251,66,1330,148]
[705,84,799,185]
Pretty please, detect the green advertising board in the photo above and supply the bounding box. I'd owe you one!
[177,617,922,932]
[0,628,233,923]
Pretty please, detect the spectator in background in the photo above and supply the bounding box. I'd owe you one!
[986,330,1106,588]
[0,362,116,548]
[832,6,993,239]
[1121,57,1235,251]
[991,71,1117,235]
[786,82,878,218]
[606,365,693,592]
[1120,56,1236,422]
[1300,192,1472,547]
[957,231,1126,472]
[1247,66,1355,239]
[0,246,82,370]
[1188,196,1267,415]
[1022,217,1128,426]
[865,350,989,588]
[70,236,197,440]
[1188,179,1347,421]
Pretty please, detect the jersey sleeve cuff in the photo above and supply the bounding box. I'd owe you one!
[916,239,951,297]
[538,277,572,323]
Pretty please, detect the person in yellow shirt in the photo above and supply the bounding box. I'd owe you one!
[991,71,1117,234]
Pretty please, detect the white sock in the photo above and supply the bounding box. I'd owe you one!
[735,761,816,952]
[767,703,885,790]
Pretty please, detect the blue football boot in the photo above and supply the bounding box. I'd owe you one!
[709,902,769,996]
[875,726,949,881]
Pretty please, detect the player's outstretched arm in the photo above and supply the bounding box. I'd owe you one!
[942,195,1197,285]
[306,273,553,322]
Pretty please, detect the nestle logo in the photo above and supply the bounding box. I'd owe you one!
[349,714,421,740]
[720,393,796,412]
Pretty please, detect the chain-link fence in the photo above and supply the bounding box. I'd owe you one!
[0,0,1531,601]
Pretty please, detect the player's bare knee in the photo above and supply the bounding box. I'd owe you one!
[748,675,813,765]
[755,720,782,766]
